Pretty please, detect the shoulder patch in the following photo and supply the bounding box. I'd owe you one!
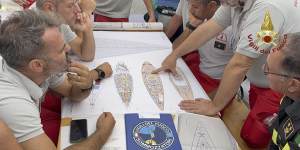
[283,118,294,139]
[214,41,226,50]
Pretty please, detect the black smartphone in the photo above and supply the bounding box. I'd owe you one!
[70,119,88,143]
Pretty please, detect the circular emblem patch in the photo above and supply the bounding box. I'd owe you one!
[133,121,174,149]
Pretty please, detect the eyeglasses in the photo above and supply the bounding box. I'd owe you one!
[263,63,300,80]
[263,63,289,78]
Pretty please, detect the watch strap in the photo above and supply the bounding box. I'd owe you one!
[95,68,106,80]
[186,21,197,31]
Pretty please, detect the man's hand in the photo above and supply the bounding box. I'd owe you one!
[152,53,178,74]
[73,12,93,32]
[148,14,156,22]
[64,112,115,150]
[178,99,219,116]
[96,112,116,143]
[67,61,93,90]
[97,62,112,78]
[79,0,96,15]
[90,62,112,81]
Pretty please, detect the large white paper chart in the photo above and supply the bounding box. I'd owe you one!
[62,50,208,118]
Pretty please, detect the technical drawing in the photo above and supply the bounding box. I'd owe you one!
[142,61,164,110]
[191,124,216,150]
[169,67,194,100]
[114,63,133,106]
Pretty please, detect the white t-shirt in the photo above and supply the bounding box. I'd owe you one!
[199,27,234,79]
[59,24,77,43]
[175,0,189,30]
[32,8,77,43]
[0,60,65,142]
[176,0,234,79]
[213,0,300,87]
[95,0,133,18]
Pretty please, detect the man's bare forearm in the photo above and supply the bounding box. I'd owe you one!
[65,130,105,150]
[79,28,95,61]
[69,85,91,102]
[0,121,23,150]
[143,0,155,19]
[172,19,224,58]
[172,29,192,49]
[211,54,254,113]
[164,15,182,38]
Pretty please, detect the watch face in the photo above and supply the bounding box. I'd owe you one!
[97,68,105,80]
[186,22,196,31]
[100,70,105,79]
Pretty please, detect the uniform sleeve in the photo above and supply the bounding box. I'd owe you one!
[59,24,77,43]
[236,4,285,58]
[0,98,44,143]
[212,6,232,29]
[175,0,183,16]
[48,73,66,89]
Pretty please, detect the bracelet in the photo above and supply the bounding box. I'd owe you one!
[186,21,197,31]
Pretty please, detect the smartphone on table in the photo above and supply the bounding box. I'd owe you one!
[70,119,88,143]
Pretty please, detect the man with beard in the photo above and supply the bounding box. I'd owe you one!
[35,0,107,144]
[0,10,115,149]
[36,0,95,61]
[153,0,300,148]
[165,0,234,99]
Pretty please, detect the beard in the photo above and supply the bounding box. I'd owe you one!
[43,55,68,78]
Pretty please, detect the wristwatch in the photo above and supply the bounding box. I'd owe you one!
[94,68,106,80]
[186,21,197,31]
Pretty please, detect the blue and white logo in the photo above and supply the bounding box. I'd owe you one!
[133,121,174,149]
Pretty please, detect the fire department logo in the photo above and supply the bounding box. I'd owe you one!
[247,10,285,54]
[132,121,174,150]
[255,11,279,49]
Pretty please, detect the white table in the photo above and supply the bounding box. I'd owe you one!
[59,31,238,150]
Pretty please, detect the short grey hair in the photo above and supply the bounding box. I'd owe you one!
[281,32,300,78]
[0,9,60,69]
[36,0,60,9]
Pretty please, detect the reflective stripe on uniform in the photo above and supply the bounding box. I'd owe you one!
[282,143,291,150]
[272,129,278,145]
[280,97,284,104]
